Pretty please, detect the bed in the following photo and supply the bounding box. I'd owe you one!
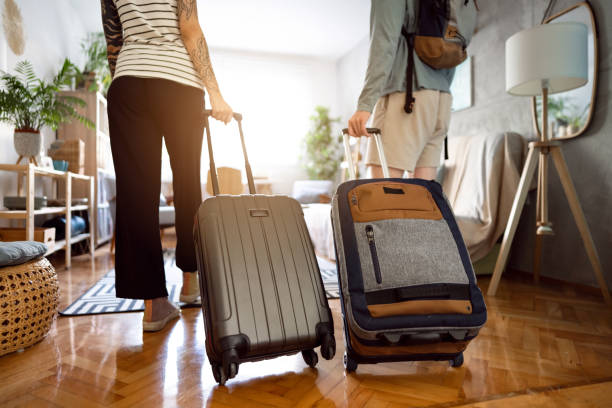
[302,132,526,264]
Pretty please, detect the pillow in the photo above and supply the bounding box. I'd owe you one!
[292,180,333,204]
[0,241,48,267]
[293,188,327,204]
[436,163,446,184]
[42,215,86,240]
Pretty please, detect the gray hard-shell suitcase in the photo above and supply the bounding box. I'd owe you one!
[332,129,487,372]
[194,110,336,385]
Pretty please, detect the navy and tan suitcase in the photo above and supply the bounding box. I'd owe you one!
[332,128,486,372]
[194,111,336,385]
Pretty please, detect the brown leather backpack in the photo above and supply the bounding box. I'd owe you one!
[402,0,477,114]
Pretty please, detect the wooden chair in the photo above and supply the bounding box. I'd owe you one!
[206,167,243,195]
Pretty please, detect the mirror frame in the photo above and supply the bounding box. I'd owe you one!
[530,1,599,140]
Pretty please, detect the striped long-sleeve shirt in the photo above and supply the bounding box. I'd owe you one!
[108,0,204,90]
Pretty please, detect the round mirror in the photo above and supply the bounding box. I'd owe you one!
[531,1,598,140]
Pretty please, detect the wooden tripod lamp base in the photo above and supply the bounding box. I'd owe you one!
[493,22,611,305]
[487,137,611,305]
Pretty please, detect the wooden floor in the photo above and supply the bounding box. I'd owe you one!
[1,230,612,407]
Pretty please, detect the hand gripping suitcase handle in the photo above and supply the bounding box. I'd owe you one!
[341,128,390,179]
[203,110,256,196]
[203,109,243,122]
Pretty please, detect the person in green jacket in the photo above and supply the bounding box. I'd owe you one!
[347,0,477,180]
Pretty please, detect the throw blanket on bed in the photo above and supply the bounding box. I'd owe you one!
[302,203,336,261]
[442,132,525,262]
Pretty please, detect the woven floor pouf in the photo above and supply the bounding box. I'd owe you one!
[0,257,59,356]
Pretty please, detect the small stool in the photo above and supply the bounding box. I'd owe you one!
[0,242,58,357]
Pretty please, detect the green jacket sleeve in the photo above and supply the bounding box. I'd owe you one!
[356,0,406,113]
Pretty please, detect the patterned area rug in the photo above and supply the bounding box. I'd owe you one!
[60,251,338,316]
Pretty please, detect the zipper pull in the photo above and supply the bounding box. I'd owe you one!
[351,192,358,206]
[366,225,374,242]
[366,225,382,284]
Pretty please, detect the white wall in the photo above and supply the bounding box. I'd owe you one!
[0,0,96,225]
[161,48,339,195]
[336,37,369,125]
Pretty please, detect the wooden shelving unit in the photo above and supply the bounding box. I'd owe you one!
[58,91,115,247]
[0,163,94,268]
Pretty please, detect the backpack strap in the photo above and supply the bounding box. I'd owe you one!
[444,135,449,160]
[401,25,416,114]
[402,4,450,161]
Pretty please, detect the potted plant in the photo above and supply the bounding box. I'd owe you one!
[295,106,341,203]
[72,32,111,94]
[0,59,93,163]
[302,106,342,180]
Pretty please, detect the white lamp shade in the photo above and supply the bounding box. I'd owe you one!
[505,22,588,96]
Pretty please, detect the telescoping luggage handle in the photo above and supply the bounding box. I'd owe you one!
[341,128,390,179]
[203,109,256,196]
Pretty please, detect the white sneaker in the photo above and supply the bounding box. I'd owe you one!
[142,302,181,332]
[180,272,201,304]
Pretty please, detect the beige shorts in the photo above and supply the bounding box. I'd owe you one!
[365,89,452,172]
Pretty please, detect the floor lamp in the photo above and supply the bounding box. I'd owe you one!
[487,22,611,305]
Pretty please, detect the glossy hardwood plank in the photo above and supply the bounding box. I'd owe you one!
[0,229,611,407]
[451,381,612,408]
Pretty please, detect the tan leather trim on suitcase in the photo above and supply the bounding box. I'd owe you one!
[348,182,442,222]
[367,300,473,318]
[348,328,469,357]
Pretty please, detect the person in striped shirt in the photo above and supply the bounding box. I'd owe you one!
[101,0,232,331]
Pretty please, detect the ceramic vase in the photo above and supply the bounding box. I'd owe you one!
[13,130,42,157]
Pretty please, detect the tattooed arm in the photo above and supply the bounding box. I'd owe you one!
[100,0,123,77]
[178,0,232,123]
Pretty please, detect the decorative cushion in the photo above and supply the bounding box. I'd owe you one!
[436,163,446,184]
[159,206,175,227]
[42,215,86,240]
[292,180,334,204]
[0,241,48,267]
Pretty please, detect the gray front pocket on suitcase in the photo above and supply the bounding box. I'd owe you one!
[355,219,468,292]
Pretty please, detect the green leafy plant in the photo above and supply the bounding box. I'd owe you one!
[569,103,590,129]
[301,106,342,180]
[82,32,108,74]
[72,32,111,93]
[0,60,94,131]
[536,95,583,125]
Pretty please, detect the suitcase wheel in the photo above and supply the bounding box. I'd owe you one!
[302,349,319,368]
[450,352,464,368]
[343,352,358,372]
[228,361,238,378]
[212,349,240,386]
[211,363,227,386]
[320,333,336,360]
[212,361,238,386]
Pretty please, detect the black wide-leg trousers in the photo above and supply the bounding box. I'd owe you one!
[107,76,204,299]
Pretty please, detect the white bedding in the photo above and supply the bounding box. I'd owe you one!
[302,203,336,260]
